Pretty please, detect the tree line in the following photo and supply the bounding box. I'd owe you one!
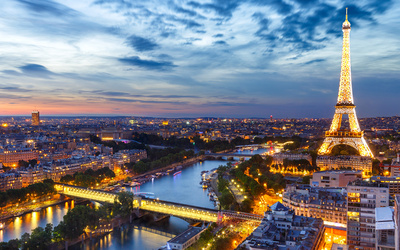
[0,191,136,250]
[125,149,195,174]
[60,167,115,188]
[229,155,286,212]
[0,179,56,208]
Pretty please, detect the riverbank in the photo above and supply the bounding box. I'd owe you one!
[0,196,92,225]
[0,195,68,223]
[1,159,230,248]
[128,155,207,185]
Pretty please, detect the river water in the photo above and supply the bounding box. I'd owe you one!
[0,148,266,249]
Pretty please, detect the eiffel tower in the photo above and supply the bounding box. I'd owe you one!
[318,9,373,158]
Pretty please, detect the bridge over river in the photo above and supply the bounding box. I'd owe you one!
[55,183,264,223]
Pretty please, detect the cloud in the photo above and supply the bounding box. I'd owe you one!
[249,0,293,15]
[17,64,55,78]
[147,94,199,98]
[16,0,78,17]
[201,101,255,107]
[0,84,32,92]
[1,70,23,77]
[214,40,227,45]
[84,90,198,99]
[118,56,177,71]
[1,0,399,117]
[173,6,198,17]
[187,1,240,19]
[0,93,31,100]
[105,97,187,105]
[304,59,325,65]
[365,0,394,14]
[125,35,159,52]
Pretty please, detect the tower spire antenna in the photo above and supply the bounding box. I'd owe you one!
[346,7,348,21]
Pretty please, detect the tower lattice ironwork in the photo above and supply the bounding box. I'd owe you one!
[318,9,373,157]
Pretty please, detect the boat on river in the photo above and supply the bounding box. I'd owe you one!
[173,170,182,176]
[130,181,141,187]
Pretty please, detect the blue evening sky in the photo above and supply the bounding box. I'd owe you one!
[0,0,399,118]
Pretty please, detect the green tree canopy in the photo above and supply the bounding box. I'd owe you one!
[113,191,135,217]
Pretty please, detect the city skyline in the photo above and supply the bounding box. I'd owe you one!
[0,0,399,118]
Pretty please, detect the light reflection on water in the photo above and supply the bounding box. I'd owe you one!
[0,200,75,242]
[0,159,264,248]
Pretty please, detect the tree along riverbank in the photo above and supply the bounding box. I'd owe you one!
[0,192,146,249]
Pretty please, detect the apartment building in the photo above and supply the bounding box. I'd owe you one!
[371,176,400,196]
[19,165,45,187]
[243,202,324,250]
[317,155,372,174]
[0,171,22,192]
[282,185,347,226]
[311,170,362,188]
[347,180,389,250]
[375,206,396,250]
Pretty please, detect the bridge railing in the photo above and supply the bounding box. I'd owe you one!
[55,183,262,223]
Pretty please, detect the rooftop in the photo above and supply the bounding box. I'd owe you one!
[375,206,395,231]
[348,179,388,188]
[270,201,288,212]
[168,226,204,245]
[314,170,362,175]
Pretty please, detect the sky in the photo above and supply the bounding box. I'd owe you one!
[0,0,399,118]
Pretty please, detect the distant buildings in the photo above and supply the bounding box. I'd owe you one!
[32,110,40,126]
[272,153,312,165]
[347,180,389,249]
[243,202,324,250]
[19,165,45,187]
[0,149,38,168]
[316,155,372,175]
[0,171,22,192]
[100,127,130,141]
[310,170,362,188]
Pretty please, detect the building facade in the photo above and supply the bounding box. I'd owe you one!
[282,185,347,226]
[347,180,389,250]
[32,110,40,126]
[19,166,45,187]
[272,153,312,165]
[243,202,324,250]
[0,171,22,192]
[310,170,362,188]
[317,155,372,175]
[375,206,396,250]
[166,226,206,250]
[0,149,38,168]
[395,195,400,250]
[371,176,400,196]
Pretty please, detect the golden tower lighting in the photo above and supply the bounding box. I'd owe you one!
[318,8,373,158]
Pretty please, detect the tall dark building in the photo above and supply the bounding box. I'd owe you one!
[32,110,40,126]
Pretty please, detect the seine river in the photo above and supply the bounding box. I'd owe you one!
[0,148,266,249]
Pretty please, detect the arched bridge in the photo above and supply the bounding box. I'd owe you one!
[54,183,263,223]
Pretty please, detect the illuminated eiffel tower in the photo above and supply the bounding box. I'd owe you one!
[318,8,373,157]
